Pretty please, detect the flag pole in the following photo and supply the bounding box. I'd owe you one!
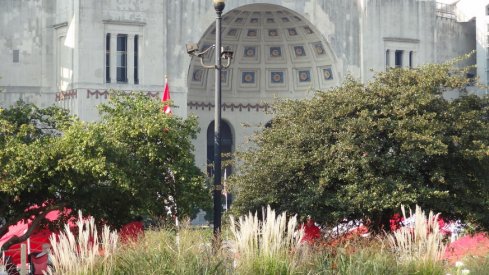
[162,75,172,114]
[224,168,228,211]
[162,74,178,246]
[163,74,167,101]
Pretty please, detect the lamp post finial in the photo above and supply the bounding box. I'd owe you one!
[213,0,225,12]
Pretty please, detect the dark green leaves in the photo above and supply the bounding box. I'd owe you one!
[232,61,489,229]
[0,94,208,249]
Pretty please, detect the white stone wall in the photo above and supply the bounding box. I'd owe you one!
[0,0,481,171]
[0,0,55,108]
[450,0,488,92]
[1,0,477,109]
[360,0,436,80]
[471,0,489,89]
[435,18,475,67]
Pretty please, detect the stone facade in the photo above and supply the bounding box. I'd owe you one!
[0,0,483,171]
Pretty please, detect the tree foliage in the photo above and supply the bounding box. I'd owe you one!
[231,61,489,230]
[0,94,208,250]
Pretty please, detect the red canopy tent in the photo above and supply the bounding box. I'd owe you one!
[1,208,144,265]
[0,209,71,265]
[119,221,144,242]
[444,233,489,263]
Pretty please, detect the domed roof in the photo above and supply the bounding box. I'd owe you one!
[187,4,338,104]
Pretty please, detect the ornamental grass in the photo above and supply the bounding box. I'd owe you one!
[106,228,228,274]
[387,205,446,264]
[48,211,118,275]
[39,206,487,274]
[228,205,304,274]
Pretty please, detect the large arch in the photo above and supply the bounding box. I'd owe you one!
[188,3,341,171]
[188,3,340,103]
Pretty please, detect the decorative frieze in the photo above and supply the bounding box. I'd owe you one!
[55,89,159,101]
[188,101,270,112]
[55,90,77,101]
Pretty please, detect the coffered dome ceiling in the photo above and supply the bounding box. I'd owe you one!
[187,4,338,104]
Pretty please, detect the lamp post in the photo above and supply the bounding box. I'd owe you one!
[186,0,232,239]
[212,0,224,238]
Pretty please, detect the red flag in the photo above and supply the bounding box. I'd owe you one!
[162,79,172,114]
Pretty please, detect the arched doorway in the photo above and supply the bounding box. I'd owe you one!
[207,120,233,209]
[207,120,233,176]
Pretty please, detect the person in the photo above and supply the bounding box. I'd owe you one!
[29,251,51,275]
[299,215,321,244]
[4,256,19,275]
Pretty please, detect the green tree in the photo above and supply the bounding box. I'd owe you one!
[231,61,489,230]
[0,101,77,249]
[0,94,208,250]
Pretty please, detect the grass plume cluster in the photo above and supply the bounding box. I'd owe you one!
[228,205,303,273]
[387,205,446,264]
[38,206,489,274]
[48,211,118,275]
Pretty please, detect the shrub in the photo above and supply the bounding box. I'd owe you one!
[231,59,489,230]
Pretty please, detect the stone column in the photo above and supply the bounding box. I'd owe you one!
[390,50,396,68]
[409,51,416,68]
[127,34,135,85]
[403,50,410,69]
[110,34,117,83]
[137,35,142,84]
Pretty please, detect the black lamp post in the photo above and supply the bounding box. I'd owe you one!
[186,0,232,239]
[212,0,225,238]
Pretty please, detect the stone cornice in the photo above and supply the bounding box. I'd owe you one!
[102,19,146,26]
[52,22,68,29]
[383,37,420,44]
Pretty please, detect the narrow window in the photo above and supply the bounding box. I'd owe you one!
[13,50,19,63]
[395,50,403,68]
[105,34,110,83]
[385,50,390,69]
[409,51,414,68]
[134,35,139,84]
[486,4,489,15]
[116,34,128,83]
